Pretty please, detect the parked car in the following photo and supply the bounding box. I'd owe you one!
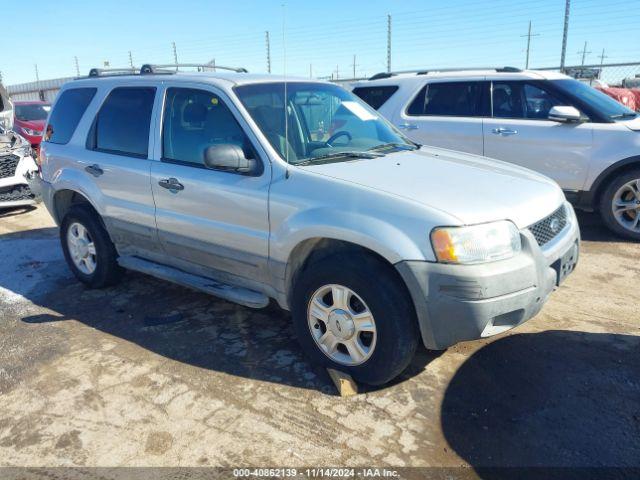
[595,86,638,112]
[38,66,579,385]
[13,101,50,150]
[0,128,39,208]
[351,68,640,240]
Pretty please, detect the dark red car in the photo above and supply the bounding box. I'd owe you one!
[13,101,51,149]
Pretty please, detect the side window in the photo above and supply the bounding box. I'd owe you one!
[89,87,155,157]
[492,82,524,118]
[407,82,485,117]
[45,88,96,144]
[162,87,254,168]
[523,83,564,119]
[352,86,399,110]
[493,82,565,120]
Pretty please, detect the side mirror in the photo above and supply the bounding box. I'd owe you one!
[204,144,257,174]
[548,106,582,123]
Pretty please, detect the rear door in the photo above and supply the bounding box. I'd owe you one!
[483,81,592,190]
[150,84,271,286]
[82,85,162,257]
[392,80,488,155]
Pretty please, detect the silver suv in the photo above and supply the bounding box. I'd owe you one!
[39,65,580,385]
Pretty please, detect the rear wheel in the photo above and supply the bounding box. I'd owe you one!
[60,205,123,288]
[291,253,419,385]
[599,170,640,241]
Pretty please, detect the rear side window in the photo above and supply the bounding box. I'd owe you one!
[407,81,486,117]
[45,88,96,144]
[88,87,156,157]
[352,86,399,110]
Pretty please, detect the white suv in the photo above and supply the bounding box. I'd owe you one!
[38,65,579,385]
[352,68,640,240]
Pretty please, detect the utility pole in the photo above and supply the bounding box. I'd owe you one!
[309,64,312,78]
[387,14,392,73]
[521,21,539,69]
[74,56,80,77]
[335,64,339,80]
[265,31,272,74]
[598,48,608,69]
[34,64,40,82]
[578,41,591,66]
[129,51,134,68]
[352,54,358,79]
[172,42,178,67]
[560,0,571,72]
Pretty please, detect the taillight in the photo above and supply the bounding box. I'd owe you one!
[37,146,45,171]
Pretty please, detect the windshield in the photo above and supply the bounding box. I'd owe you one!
[235,82,415,165]
[554,79,637,120]
[15,103,51,122]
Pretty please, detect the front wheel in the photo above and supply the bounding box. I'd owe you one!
[291,253,419,385]
[599,170,640,241]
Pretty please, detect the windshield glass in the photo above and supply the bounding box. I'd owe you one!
[553,79,637,120]
[235,82,414,164]
[15,104,51,121]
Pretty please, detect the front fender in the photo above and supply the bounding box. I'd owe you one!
[271,206,429,267]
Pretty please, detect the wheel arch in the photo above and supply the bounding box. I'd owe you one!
[587,155,640,209]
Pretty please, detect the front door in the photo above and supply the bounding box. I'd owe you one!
[393,80,488,155]
[483,81,593,190]
[150,85,270,285]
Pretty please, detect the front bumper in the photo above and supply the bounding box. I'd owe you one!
[0,154,40,208]
[396,204,580,350]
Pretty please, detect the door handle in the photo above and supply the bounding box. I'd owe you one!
[158,178,184,192]
[85,164,103,177]
[398,122,419,130]
[492,127,518,136]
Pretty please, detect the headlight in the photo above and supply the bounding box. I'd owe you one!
[430,221,521,264]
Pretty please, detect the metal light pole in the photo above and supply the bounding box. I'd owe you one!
[387,14,392,73]
[265,31,272,73]
[521,21,539,69]
[560,0,571,72]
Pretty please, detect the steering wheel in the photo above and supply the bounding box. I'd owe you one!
[326,131,352,147]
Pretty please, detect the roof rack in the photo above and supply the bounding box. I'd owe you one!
[85,62,248,78]
[139,63,248,74]
[88,67,138,77]
[367,66,522,81]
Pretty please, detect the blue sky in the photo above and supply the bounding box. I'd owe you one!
[2,0,639,85]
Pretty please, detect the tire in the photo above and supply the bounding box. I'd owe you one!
[599,169,640,241]
[60,205,123,288]
[291,253,419,386]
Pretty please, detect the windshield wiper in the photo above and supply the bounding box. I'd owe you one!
[610,112,638,120]
[296,150,384,166]
[368,142,419,152]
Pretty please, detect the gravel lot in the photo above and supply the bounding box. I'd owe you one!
[0,205,638,472]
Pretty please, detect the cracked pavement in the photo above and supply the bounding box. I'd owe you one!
[0,205,638,471]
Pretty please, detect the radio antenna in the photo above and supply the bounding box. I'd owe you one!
[282,3,290,176]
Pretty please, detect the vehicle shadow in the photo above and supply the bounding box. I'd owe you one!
[441,330,640,474]
[7,227,437,394]
[575,210,637,243]
[0,205,37,218]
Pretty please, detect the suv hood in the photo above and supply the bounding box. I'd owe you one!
[302,147,565,229]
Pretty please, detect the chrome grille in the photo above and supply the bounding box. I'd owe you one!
[0,154,20,180]
[529,205,568,247]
